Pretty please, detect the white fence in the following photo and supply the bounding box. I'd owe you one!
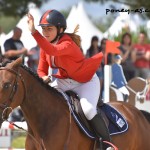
[0,122,27,149]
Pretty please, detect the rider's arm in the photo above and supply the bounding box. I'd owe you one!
[32,31,73,56]
[37,49,49,78]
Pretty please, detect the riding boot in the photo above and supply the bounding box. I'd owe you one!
[89,113,111,149]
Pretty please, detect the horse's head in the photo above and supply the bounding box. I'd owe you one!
[0,57,25,127]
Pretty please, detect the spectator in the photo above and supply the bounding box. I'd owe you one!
[86,36,103,96]
[3,27,27,121]
[119,32,136,81]
[27,44,40,72]
[100,38,112,65]
[3,27,28,62]
[111,54,129,102]
[99,38,113,100]
[86,36,101,57]
[0,26,6,62]
[86,36,102,76]
[8,107,24,122]
[133,31,150,79]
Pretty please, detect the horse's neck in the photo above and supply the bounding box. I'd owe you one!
[20,69,67,135]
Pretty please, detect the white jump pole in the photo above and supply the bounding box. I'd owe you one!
[104,65,111,103]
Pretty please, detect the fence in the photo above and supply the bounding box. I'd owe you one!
[0,122,27,149]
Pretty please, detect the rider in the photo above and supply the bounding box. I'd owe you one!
[27,9,111,149]
[111,54,130,102]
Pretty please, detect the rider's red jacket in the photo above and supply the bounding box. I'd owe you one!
[32,31,103,83]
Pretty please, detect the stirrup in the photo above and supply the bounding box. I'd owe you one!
[97,138,117,150]
[106,147,115,150]
[103,141,118,150]
[98,137,103,150]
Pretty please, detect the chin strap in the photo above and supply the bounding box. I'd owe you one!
[51,26,64,43]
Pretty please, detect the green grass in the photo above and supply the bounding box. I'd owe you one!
[12,136,26,148]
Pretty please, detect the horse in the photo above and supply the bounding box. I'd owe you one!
[0,57,150,150]
[110,77,150,106]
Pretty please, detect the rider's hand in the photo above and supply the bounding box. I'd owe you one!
[42,76,51,84]
[27,13,36,33]
[21,48,28,55]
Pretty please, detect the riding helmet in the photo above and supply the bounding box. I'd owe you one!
[39,9,67,30]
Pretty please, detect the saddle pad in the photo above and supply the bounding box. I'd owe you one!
[100,103,128,135]
[61,91,128,138]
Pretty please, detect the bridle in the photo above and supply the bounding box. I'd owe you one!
[0,67,26,117]
[0,67,46,150]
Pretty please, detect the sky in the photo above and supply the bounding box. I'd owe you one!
[40,0,122,19]
[40,0,146,27]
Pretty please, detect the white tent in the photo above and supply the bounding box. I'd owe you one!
[2,3,42,52]
[103,12,138,38]
[17,3,42,50]
[66,5,78,32]
[146,20,150,39]
[66,2,103,54]
[0,32,6,54]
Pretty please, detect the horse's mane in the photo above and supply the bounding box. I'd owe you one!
[21,65,63,97]
[140,110,150,123]
[1,61,63,98]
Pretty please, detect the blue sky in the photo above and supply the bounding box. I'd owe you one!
[40,0,122,19]
[40,0,146,29]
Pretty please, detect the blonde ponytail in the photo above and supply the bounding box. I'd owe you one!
[66,24,81,47]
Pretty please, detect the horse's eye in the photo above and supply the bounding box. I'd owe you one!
[3,83,11,89]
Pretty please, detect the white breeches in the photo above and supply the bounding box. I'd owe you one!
[50,74,100,120]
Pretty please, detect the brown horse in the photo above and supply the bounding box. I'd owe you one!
[0,58,150,150]
[110,77,150,106]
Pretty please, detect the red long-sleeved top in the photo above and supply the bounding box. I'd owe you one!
[32,31,103,83]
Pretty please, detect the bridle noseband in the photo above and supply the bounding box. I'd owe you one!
[0,67,26,114]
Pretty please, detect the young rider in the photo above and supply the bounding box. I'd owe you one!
[27,9,112,149]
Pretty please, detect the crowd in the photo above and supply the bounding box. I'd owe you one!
[86,32,150,101]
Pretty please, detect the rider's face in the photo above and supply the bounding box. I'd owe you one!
[41,26,57,42]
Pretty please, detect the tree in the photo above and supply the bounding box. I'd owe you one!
[0,0,48,18]
[84,0,150,18]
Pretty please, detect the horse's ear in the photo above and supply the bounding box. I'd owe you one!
[7,57,23,69]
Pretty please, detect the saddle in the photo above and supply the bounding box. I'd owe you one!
[65,90,128,138]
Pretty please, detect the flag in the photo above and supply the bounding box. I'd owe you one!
[105,40,120,65]
[105,40,120,54]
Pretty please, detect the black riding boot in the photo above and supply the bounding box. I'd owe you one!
[90,113,111,149]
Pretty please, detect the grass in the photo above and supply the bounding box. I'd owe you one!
[11,136,26,148]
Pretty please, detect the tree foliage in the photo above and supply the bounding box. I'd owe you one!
[0,0,48,17]
[84,0,150,18]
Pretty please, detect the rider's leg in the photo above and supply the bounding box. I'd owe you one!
[51,75,112,148]
[73,74,111,148]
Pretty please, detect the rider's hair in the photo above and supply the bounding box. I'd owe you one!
[66,24,81,48]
